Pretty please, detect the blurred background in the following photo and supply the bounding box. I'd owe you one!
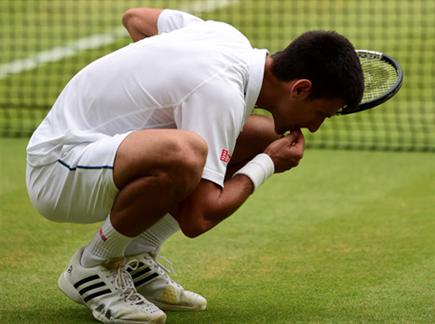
[1,0,434,152]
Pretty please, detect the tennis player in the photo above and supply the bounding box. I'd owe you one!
[26,8,363,324]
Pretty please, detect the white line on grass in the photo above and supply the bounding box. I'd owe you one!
[0,0,239,80]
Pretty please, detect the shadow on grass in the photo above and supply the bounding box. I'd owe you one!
[1,304,96,324]
[166,303,303,324]
[2,302,293,324]
[3,303,273,324]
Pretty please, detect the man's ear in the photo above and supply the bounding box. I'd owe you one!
[290,79,312,98]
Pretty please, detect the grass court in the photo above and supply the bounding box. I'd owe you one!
[1,138,434,323]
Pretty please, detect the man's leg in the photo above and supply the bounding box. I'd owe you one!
[80,129,207,265]
[120,115,279,310]
[125,114,278,254]
[59,129,207,323]
[125,213,180,256]
[112,129,207,236]
[113,129,209,311]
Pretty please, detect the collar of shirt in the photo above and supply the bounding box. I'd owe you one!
[244,48,268,121]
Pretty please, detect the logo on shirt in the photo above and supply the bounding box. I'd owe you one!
[220,149,231,163]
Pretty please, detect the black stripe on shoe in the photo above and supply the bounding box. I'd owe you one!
[73,274,111,302]
[74,274,100,289]
[134,272,159,288]
[130,267,152,279]
[78,281,107,295]
[83,289,112,303]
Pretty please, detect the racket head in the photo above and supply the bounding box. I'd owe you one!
[337,50,403,115]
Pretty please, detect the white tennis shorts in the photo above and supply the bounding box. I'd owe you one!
[26,132,130,224]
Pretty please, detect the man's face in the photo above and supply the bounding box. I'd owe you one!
[274,97,343,134]
[271,80,344,134]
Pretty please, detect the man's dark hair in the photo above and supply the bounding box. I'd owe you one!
[271,30,364,111]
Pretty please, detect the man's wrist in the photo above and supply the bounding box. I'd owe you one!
[233,153,274,191]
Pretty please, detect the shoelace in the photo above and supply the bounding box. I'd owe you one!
[112,260,148,305]
[155,255,177,276]
[145,253,182,288]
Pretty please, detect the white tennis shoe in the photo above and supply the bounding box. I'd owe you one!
[127,252,207,311]
[58,247,166,324]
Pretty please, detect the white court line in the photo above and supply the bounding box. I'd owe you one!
[0,0,239,79]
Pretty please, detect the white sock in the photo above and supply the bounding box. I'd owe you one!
[81,215,135,267]
[125,214,180,256]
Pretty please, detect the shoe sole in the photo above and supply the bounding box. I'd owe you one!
[93,312,167,324]
[148,299,207,312]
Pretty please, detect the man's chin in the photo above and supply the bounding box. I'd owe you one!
[278,126,298,135]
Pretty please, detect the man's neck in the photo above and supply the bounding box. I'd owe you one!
[256,56,282,113]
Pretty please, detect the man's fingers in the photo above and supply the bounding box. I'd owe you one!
[289,129,304,160]
[287,128,304,146]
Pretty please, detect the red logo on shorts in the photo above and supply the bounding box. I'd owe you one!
[99,228,107,242]
[220,149,231,163]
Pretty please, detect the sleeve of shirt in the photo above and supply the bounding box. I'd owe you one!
[174,78,246,188]
[157,9,204,34]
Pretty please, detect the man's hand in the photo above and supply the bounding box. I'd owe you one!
[264,129,304,173]
[173,129,304,237]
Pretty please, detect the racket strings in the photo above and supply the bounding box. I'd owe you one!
[360,58,398,103]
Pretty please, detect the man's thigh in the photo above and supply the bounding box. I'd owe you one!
[27,129,206,224]
[113,129,207,189]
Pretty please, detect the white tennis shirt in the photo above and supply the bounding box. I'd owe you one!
[27,9,267,187]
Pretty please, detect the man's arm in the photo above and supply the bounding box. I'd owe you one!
[122,8,163,41]
[172,132,304,237]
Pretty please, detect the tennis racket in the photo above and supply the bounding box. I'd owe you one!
[338,50,403,115]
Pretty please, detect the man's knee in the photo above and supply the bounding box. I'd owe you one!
[183,131,208,165]
[168,132,208,195]
[114,129,208,190]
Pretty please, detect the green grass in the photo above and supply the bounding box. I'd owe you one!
[1,0,435,150]
[1,138,435,323]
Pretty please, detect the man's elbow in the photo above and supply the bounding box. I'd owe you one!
[122,8,162,38]
[178,216,213,238]
[122,8,137,29]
